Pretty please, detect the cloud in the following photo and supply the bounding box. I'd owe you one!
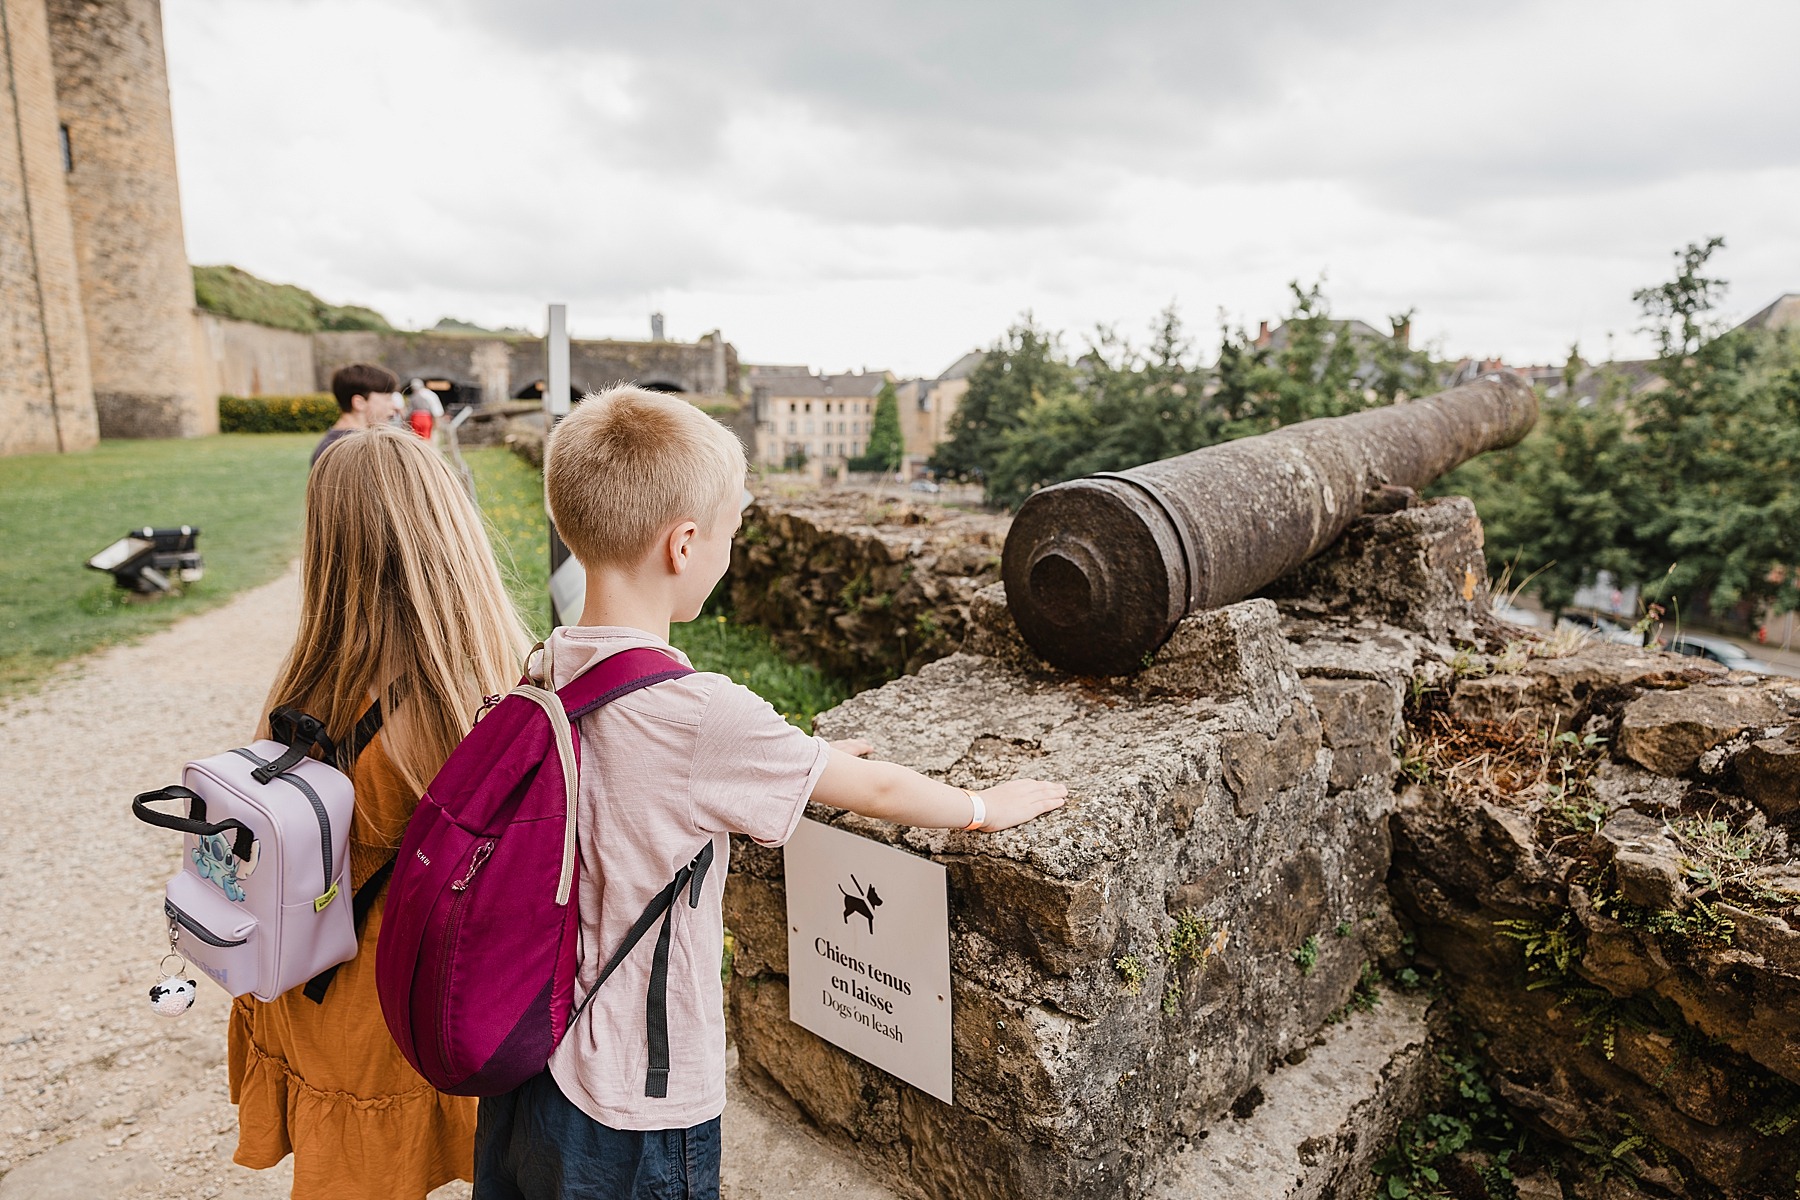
[163,0,1800,374]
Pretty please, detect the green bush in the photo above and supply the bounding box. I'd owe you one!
[218,393,340,433]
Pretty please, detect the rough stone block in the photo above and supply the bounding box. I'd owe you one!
[1597,810,1687,911]
[1618,686,1785,776]
[728,598,1404,1198]
[1305,678,1400,793]
[1448,643,1724,733]
[1262,497,1487,645]
[1738,735,1800,819]
[1136,598,1295,700]
[1146,989,1436,1200]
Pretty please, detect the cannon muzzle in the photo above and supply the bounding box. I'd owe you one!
[1000,374,1538,676]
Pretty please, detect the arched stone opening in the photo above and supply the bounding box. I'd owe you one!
[513,379,583,404]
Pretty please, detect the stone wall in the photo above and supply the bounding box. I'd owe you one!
[724,488,1800,1198]
[47,0,208,438]
[725,498,1493,1198]
[193,312,317,399]
[0,0,96,454]
[314,329,739,404]
[726,490,1010,689]
[1391,629,1800,1196]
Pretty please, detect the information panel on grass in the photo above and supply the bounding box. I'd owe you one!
[784,817,952,1104]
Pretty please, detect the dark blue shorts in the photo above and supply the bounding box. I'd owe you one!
[472,1071,721,1200]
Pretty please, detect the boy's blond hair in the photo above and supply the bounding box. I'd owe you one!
[545,385,747,568]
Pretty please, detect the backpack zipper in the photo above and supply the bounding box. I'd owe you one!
[436,840,493,1078]
[230,747,334,894]
[165,899,249,948]
[451,843,493,891]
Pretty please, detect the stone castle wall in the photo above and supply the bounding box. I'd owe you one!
[47,0,208,439]
[314,329,740,405]
[724,491,1800,1199]
[0,0,96,454]
[194,311,316,399]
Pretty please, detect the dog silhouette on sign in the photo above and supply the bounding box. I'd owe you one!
[839,874,883,934]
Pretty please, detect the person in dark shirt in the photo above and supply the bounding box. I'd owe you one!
[313,364,404,466]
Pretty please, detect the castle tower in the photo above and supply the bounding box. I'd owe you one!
[46,0,207,438]
[0,0,97,454]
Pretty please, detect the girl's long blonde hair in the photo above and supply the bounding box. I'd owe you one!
[262,427,531,800]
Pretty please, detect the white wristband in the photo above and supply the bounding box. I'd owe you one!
[962,788,985,831]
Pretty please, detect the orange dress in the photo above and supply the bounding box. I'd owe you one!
[228,732,475,1199]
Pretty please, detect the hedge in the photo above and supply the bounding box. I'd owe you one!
[219,393,340,433]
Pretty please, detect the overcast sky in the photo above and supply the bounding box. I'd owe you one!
[162,0,1800,377]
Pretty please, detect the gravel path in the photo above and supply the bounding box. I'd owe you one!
[0,567,892,1200]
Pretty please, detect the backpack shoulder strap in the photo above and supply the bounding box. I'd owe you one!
[337,698,385,772]
[301,856,394,1005]
[556,646,694,721]
[299,695,390,1005]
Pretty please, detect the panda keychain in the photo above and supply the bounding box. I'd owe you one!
[149,952,197,1018]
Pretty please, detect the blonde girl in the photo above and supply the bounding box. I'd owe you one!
[229,427,531,1199]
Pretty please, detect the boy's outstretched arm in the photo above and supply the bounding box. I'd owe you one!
[811,739,1066,832]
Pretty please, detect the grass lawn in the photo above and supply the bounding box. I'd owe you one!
[0,434,314,695]
[464,446,849,731]
[0,435,848,728]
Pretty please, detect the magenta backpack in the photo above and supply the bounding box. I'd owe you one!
[375,647,711,1097]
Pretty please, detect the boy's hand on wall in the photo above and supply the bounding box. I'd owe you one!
[974,779,1067,831]
[812,747,1066,832]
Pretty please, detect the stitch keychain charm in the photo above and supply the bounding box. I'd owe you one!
[149,953,197,1017]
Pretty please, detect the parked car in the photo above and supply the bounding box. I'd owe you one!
[1555,611,1644,646]
[909,479,942,493]
[1663,633,1780,675]
[1491,601,1541,628]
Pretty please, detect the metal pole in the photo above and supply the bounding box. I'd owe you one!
[544,304,583,629]
[545,304,570,421]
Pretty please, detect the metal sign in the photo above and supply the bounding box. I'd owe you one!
[545,303,575,626]
[784,818,952,1104]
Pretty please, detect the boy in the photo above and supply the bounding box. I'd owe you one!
[312,363,404,466]
[473,387,1066,1200]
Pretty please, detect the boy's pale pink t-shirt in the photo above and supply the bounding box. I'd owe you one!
[543,625,829,1131]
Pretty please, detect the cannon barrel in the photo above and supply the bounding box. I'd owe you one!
[1000,374,1539,676]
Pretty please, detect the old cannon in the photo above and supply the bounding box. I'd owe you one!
[1001,374,1538,676]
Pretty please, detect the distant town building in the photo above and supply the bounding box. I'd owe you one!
[1738,294,1800,333]
[894,350,984,478]
[748,368,891,474]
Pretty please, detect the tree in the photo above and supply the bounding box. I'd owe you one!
[1369,310,1436,403]
[1443,396,1637,612]
[849,381,904,474]
[947,287,1435,510]
[1208,279,1406,440]
[982,306,1209,509]
[929,315,1074,484]
[1450,236,1800,623]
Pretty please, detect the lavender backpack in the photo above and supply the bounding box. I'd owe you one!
[132,707,382,1003]
[376,647,711,1097]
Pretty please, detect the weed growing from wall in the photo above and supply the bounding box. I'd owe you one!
[1292,935,1320,975]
